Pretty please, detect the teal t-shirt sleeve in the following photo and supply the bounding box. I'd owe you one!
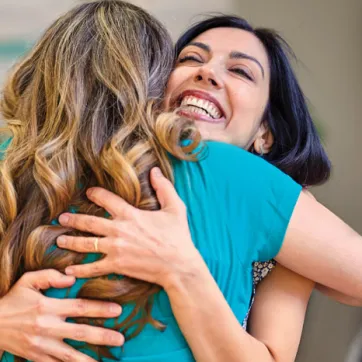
[205,141,302,262]
[251,159,302,261]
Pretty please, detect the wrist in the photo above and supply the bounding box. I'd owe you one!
[0,298,13,333]
[0,301,9,350]
[163,250,210,295]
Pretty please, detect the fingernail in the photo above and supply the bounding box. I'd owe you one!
[153,167,163,177]
[63,274,75,282]
[87,188,94,198]
[65,267,74,275]
[112,333,124,346]
[59,214,70,224]
[110,304,122,315]
[57,236,66,246]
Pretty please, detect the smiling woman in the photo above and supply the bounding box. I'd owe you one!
[168,16,331,187]
[166,28,271,149]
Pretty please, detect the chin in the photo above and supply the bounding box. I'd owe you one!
[196,123,223,141]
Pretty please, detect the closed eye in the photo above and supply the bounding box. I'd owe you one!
[178,55,203,64]
[230,68,254,81]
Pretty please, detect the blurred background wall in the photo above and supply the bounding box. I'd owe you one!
[0,1,361,361]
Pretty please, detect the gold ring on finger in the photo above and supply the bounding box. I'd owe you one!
[93,237,99,252]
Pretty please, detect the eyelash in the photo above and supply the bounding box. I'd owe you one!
[178,56,254,81]
[178,55,202,63]
[230,68,253,81]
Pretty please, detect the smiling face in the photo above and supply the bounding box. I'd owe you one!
[165,27,272,150]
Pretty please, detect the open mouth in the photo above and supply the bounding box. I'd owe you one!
[180,96,222,119]
[174,90,226,123]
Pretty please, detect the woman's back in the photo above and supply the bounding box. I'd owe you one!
[1,141,300,361]
[0,1,200,359]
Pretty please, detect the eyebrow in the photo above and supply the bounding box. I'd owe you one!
[188,41,211,53]
[185,42,265,78]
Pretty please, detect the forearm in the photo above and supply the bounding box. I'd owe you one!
[165,258,276,362]
[279,193,362,300]
[315,284,362,306]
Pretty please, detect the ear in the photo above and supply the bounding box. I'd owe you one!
[253,122,274,155]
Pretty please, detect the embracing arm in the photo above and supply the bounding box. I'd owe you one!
[314,284,362,306]
[166,262,313,362]
[276,191,362,301]
[296,190,362,306]
[248,264,314,361]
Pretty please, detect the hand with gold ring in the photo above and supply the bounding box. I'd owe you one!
[56,168,207,291]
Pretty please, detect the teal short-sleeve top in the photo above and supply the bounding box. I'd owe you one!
[0,139,301,362]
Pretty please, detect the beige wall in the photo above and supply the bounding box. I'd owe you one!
[0,1,361,361]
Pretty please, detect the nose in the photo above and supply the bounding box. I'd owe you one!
[193,66,222,89]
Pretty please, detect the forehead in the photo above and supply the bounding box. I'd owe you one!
[190,27,269,70]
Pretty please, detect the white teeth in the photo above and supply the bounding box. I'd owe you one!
[180,96,222,119]
[183,105,208,117]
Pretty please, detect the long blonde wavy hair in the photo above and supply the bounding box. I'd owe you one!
[0,0,200,357]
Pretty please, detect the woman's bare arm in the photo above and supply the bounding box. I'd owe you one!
[249,264,314,361]
[314,284,362,306]
[288,190,362,306]
[165,261,313,362]
[276,191,362,300]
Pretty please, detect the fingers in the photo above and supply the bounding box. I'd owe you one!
[46,298,122,319]
[57,235,109,254]
[40,339,99,362]
[86,187,136,220]
[65,259,110,279]
[18,269,76,291]
[53,321,124,347]
[32,356,61,362]
[34,356,62,362]
[150,167,186,213]
[58,213,121,237]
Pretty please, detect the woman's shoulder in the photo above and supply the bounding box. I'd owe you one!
[201,141,300,190]
[204,140,261,163]
[202,141,282,175]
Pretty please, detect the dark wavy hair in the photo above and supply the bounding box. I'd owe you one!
[175,15,331,186]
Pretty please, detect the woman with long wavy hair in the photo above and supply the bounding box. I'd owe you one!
[0,1,201,360]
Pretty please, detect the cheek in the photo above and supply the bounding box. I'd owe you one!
[230,85,267,123]
[230,86,260,113]
[226,88,266,147]
[165,72,179,94]
[166,68,190,96]
[164,70,185,110]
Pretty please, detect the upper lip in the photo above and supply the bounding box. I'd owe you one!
[175,90,225,118]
